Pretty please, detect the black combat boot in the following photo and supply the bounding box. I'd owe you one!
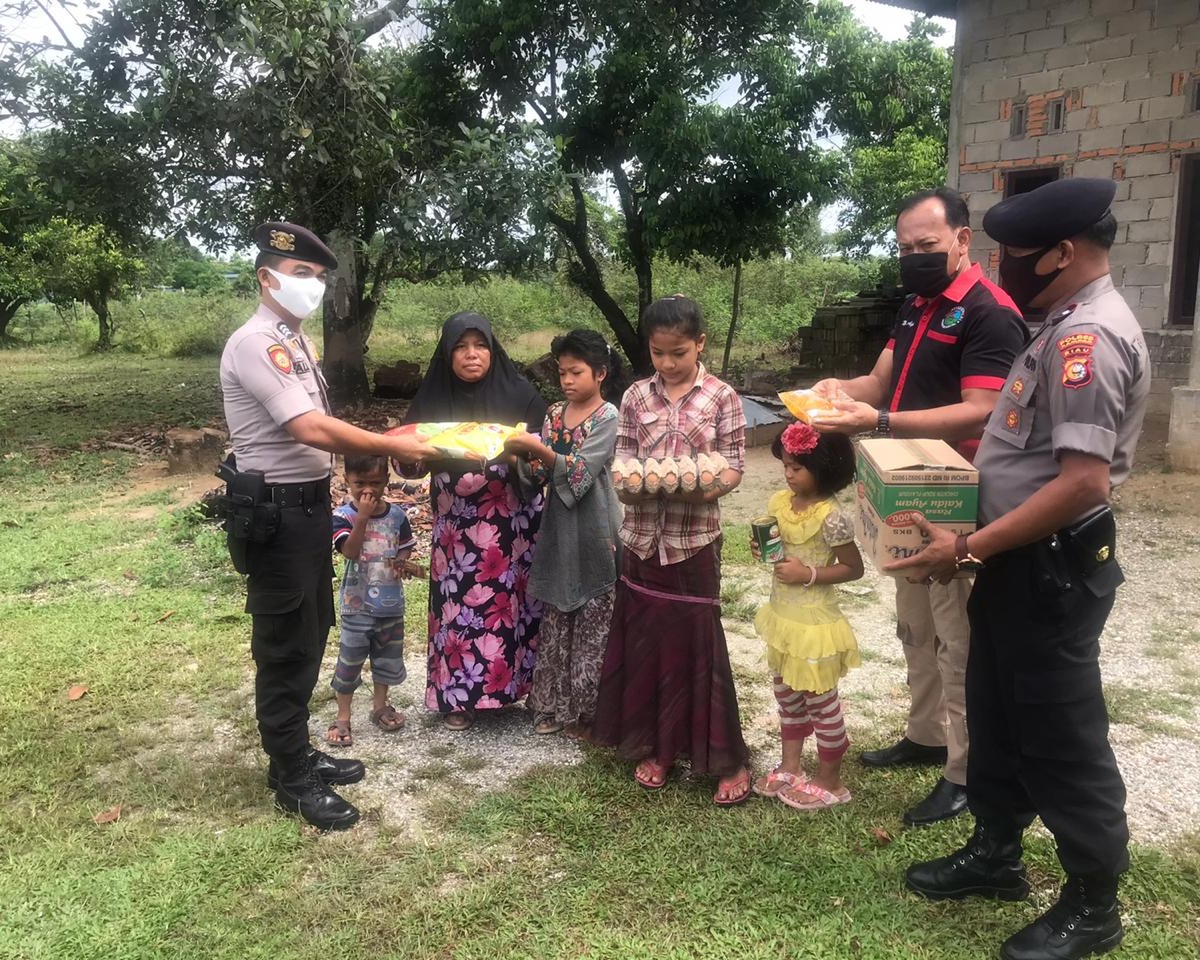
[272,750,360,831]
[905,819,1030,901]
[1000,874,1123,960]
[267,746,366,790]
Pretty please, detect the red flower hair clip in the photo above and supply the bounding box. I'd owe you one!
[781,421,819,456]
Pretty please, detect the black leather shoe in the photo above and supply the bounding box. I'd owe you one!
[906,819,1030,901]
[861,737,948,769]
[903,777,969,827]
[1000,875,1123,960]
[267,746,366,790]
[273,752,360,832]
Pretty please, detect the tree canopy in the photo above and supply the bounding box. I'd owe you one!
[2,0,952,382]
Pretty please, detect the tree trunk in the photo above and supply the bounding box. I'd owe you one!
[0,299,25,340]
[546,177,650,372]
[609,163,653,326]
[322,226,371,409]
[88,294,113,350]
[721,258,743,378]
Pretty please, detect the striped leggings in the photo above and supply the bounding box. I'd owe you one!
[773,678,848,761]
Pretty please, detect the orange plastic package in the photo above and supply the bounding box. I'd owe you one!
[777,388,842,423]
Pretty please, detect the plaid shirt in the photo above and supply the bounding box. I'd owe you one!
[617,364,746,565]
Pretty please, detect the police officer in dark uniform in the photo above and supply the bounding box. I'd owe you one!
[889,179,1149,960]
[219,222,438,831]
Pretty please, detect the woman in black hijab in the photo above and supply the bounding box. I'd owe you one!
[405,313,547,730]
[405,312,546,429]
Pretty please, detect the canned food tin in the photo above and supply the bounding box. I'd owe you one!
[751,515,785,563]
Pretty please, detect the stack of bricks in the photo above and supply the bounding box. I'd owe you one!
[1144,329,1193,418]
[791,293,904,378]
[948,0,1200,329]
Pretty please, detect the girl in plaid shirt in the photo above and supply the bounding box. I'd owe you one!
[591,295,752,806]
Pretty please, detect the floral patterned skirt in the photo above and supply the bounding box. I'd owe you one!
[527,589,615,726]
[425,463,543,713]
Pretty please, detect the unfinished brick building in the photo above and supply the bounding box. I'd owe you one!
[893,0,1199,448]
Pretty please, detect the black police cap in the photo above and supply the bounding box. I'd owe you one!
[982,178,1117,248]
[252,221,339,270]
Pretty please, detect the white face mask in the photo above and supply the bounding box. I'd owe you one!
[265,267,326,318]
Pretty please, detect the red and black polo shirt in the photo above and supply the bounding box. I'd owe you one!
[886,262,1028,416]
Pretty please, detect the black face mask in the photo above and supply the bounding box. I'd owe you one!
[999,245,1063,313]
[899,252,956,298]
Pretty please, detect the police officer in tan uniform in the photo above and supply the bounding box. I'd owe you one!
[891,179,1148,960]
[220,222,437,831]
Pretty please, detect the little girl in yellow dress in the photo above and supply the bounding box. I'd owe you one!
[752,422,863,811]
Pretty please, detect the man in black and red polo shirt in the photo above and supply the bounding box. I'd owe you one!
[813,186,1027,827]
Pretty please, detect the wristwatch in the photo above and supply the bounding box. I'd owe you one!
[955,534,984,572]
[876,408,891,436]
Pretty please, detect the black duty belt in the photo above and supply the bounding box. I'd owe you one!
[267,476,331,508]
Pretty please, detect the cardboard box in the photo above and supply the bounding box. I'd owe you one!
[854,438,979,575]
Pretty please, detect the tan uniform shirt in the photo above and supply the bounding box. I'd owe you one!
[975,275,1150,525]
[219,303,333,483]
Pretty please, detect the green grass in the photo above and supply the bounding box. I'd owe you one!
[2,350,1199,959]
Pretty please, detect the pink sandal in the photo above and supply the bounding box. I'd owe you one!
[778,781,852,812]
[634,759,671,790]
[752,767,807,798]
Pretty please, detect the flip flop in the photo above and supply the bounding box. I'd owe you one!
[324,719,353,748]
[634,759,671,790]
[752,767,807,798]
[443,711,473,731]
[714,768,752,807]
[370,703,406,732]
[533,714,565,735]
[778,781,852,812]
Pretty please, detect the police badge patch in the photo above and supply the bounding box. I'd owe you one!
[1010,378,1025,398]
[1058,332,1097,390]
[267,343,293,374]
[1004,408,1020,432]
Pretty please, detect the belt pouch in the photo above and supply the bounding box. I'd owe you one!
[1064,508,1124,596]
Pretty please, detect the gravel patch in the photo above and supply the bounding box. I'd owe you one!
[304,444,1200,848]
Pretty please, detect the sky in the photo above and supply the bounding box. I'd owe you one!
[848,0,955,43]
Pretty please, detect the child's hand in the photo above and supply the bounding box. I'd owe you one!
[503,434,536,456]
[773,557,812,585]
[354,489,378,519]
[749,537,762,561]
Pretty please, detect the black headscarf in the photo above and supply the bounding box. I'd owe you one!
[403,312,546,431]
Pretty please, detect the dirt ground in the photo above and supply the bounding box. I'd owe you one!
[721,435,1200,848]
[142,427,1200,847]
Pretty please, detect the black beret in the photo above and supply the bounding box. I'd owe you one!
[982,178,1117,248]
[252,221,339,270]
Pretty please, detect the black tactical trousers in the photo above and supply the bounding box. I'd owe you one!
[243,491,336,760]
[965,540,1130,877]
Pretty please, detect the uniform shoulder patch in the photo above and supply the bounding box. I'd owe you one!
[267,343,294,374]
[1058,331,1097,390]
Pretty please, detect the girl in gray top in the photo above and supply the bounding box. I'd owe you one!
[506,330,625,736]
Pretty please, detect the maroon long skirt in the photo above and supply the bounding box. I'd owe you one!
[591,540,750,778]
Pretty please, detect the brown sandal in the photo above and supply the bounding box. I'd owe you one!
[370,703,406,732]
[443,711,473,731]
[324,719,353,748]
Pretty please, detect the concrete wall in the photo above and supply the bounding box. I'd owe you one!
[948,0,1200,330]
[1145,328,1193,418]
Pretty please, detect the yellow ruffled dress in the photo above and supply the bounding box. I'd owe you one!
[753,490,860,694]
